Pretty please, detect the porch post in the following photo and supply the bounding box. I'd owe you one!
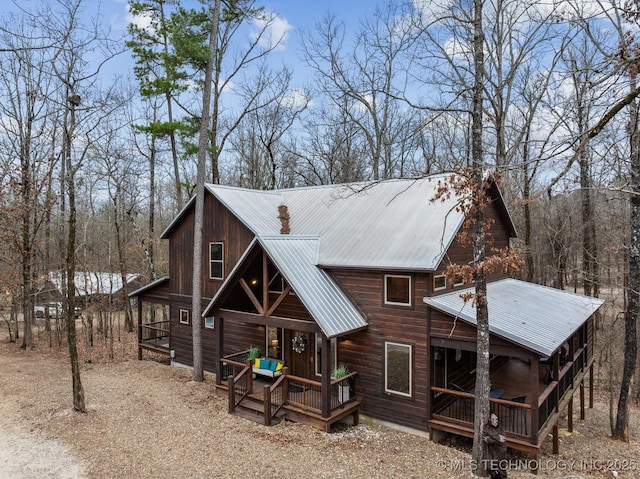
[567,393,573,432]
[321,335,331,418]
[580,380,585,420]
[215,316,224,386]
[589,365,594,408]
[137,298,143,360]
[530,357,540,445]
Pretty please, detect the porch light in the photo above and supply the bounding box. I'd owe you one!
[250,278,259,286]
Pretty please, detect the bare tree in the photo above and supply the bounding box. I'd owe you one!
[300,2,420,180]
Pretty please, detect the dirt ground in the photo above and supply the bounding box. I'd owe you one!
[0,322,638,479]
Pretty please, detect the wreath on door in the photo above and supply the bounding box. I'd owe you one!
[292,334,307,353]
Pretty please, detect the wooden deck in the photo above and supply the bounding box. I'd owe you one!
[218,377,361,432]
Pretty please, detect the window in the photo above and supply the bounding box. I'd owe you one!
[434,274,446,291]
[315,334,337,376]
[384,275,411,306]
[385,341,412,397]
[204,316,214,329]
[266,326,283,359]
[180,309,190,325]
[209,242,224,280]
[453,274,464,287]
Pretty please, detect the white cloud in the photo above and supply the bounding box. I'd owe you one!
[282,89,312,109]
[125,2,153,31]
[252,10,293,52]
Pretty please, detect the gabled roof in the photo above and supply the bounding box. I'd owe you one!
[204,237,368,338]
[172,175,512,271]
[129,276,169,298]
[257,235,368,338]
[423,279,604,357]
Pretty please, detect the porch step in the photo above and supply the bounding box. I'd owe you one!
[233,397,287,426]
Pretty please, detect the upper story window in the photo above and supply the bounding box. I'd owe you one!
[209,242,224,280]
[434,274,446,291]
[180,309,190,325]
[384,274,411,306]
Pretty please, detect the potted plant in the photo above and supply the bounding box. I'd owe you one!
[246,346,261,364]
[332,365,350,403]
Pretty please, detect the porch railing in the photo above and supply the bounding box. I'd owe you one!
[264,372,287,425]
[431,387,531,438]
[138,320,169,343]
[227,360,252,414]
[537,347,587,432]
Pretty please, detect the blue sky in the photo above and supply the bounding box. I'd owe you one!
[97,0,382,90]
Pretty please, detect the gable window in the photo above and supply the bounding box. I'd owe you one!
[434,274,446,291]
[209,242,224,280]
[385,341,412,397]
[180,309,190,325]
[384,275,411,306]
[204,316,214,329]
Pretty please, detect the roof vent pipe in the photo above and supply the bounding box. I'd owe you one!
[278,204,290,234]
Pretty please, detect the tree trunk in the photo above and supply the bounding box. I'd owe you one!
[64,92,85,413]
[470,0,490,471]
[613,74,639,441]
[192,0,222,382]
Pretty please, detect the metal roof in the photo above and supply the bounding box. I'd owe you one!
[257,235,368,338]
[207,175,475,271]
[203,236,368,337]
[129,276,169,298]
[423,278,604,357]
[49,271,140,297]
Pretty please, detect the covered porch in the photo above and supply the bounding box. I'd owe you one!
[215,350,360,432]
[129,276,171,358]
[429,332,595,458]
[424,278,603,458]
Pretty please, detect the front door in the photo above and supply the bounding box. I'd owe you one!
[290,331,310,378]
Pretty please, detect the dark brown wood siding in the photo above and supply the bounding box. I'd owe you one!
[331,269,431,431]
[431,198,515,287]
[168,192,256,367]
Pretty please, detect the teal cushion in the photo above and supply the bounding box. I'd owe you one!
[269,361,278,372]
[261,359,271,370]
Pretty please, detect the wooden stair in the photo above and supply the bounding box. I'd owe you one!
[233,396,287,426]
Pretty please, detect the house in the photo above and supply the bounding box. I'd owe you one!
[131,174,603,459]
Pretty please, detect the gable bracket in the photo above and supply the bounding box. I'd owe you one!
[239,278,264,315]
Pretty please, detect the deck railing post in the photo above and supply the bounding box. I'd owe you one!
[228,375,236,414]
[264,384,272,426]
[283,367,289,404]
[247,359,254,394]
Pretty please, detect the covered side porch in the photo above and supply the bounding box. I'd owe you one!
[129,277,171,358]
[424,278,604,458]
[429,345,593,458]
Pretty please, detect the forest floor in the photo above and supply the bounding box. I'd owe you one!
[0,320,638,479]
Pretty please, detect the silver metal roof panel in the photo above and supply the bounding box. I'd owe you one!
[423,278,604,357]
[258,235,368,338]
[208,175,469,271]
